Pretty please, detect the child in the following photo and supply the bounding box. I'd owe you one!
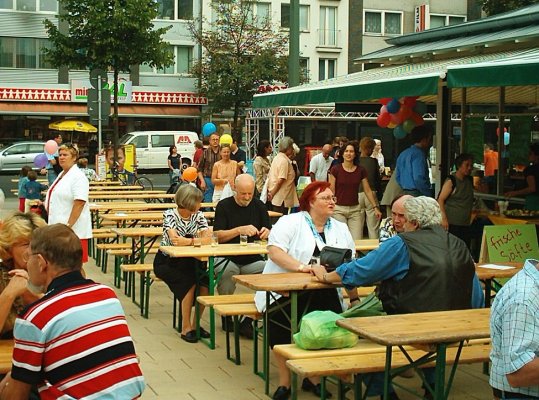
[17,166,31,212]
[78,157,99,181]
[24,170,48,213]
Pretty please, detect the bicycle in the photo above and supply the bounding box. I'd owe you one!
[109,162,155,202]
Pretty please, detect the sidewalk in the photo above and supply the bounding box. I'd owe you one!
[0,197,493,399]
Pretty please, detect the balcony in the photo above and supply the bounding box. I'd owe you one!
[316,29,342,51]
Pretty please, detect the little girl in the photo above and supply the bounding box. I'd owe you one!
[17,166,31,212]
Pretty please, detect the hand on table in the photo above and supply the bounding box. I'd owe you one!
[258,227,270,240]
[238,225,259,237]
[310,264,328,281]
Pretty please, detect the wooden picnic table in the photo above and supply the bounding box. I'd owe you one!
[487,213,539,225]
[112,227,162,264]
[475,262,523,307]
[0,339,13,374]
[337,308,491,400]
[89,193,174,201]
[90,185,153,191]
[89,189,166,195]
[354,239,379,252]
[89,180,122,185]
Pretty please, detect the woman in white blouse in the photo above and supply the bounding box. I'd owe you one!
[45,143,92,263]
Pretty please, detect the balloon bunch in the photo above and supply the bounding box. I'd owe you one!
[376,97,427,139]
[34,139,59,169]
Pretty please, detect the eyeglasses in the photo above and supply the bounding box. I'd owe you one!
[317,195,337,203]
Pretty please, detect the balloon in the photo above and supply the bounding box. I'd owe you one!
[403,97,418,108]
[393,125,407,139]
[219,134,233,146]
[44,140,58,155]
[202,122,217,137]
[379,105,388,114]
[396,105,413,122]
[376,112,391,128]
[34,153,48,169]
[496,127,507,137]
[387,121,397,129]
[390,112,403,126]
[182,166,198,182]
[379,97,392,105]
[410,112,424,126]
[403,119,416,133]
[413,101,427,115]
[386,98,401,114]
[504,131,510,146]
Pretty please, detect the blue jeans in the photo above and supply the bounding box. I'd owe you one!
[203,176,214,203]
[47,168,58,185]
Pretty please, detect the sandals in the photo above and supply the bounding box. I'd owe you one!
[180,327,210,343]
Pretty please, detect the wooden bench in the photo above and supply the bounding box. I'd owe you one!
[107,246,157,284]
[285,343,491,400]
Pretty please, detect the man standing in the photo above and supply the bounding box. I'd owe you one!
[197,132,221,202]
[0,224,145,400]
[312,196,477,399]
[267,136,298,214]
[309,144,333,182]
[41,133,62,185]
[489,258,539,399]
[230,140,247,164]
[395,125,433,197]
[213,174,271,338]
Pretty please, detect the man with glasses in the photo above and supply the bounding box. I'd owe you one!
[197,132,221,202]
[213,174,271,338]
[0,224,145,400]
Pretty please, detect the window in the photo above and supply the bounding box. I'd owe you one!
[430,14,466,28]
[247,2,270,27]
[0,37,53,69]
[155,0,193,20]
[40,0,56,11]
[152,134,174,147]
[140,45,193,75]
[1,0,57,11]
[299,57,310,82]
[319,6,337,46]
[0,37,15,68]
[364,10,402,35]
[280,4,309,31]
[131,135,148,149]
[0,0,11,9]
[17,0,35,11]
[318,58,335,81]
[37,38,53,69]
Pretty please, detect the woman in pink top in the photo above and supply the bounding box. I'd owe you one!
[211,145,241,202]
[329,141,381,240]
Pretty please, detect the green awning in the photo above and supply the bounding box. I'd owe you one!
[447,48,539,88]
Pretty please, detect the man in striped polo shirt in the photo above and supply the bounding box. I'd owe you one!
[0,224,145,400]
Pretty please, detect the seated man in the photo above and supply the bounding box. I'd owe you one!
[214,174,271,338]
[0,224,145,400]
[312,196,477,399]
[490,258,539,399]
[379,194,413,242]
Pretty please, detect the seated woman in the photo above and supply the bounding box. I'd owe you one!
[254,181,356,400]
[153,185,211,343]
[0,212,46,339]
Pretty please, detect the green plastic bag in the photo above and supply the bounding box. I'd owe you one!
[340,292,386,319]
[293,310,359,350]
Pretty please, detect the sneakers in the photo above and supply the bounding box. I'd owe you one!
[272,386,290,400]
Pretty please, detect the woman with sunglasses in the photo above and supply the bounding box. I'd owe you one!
[254,181,356,400]
[0,212,46,339]
[45,143,92,263]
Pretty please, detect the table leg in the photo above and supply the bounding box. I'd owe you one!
[434,343,447,400]
[383,346,392,399]
[264,291,270,396]
[197,256,216,349]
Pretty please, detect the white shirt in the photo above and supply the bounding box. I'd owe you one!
[254,212,355,312]
[309,153,333,181]
[45,165,92,239]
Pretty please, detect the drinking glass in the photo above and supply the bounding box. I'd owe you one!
[240,234,248,246]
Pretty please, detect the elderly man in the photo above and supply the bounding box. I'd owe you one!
[309,144,333,182]
[197,132,221,202]
[214,174,271,338]
[395,125,433,197]
[267,136,298,214]
[312,196,477,399]
[0,224,145,400]
[379,194,413,241]
[490,258,539,399]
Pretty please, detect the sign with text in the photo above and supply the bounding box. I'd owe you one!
[71,79,132,103]
[481,224,538,263]
[414,5,430,32]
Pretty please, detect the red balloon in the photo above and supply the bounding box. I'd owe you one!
[380,98,392,105]
[403,97,417,108]
[495,127,507,136]
[390,112,403,126]
[377,112,391,128]
[410,112,424,126]
[396,105,413,122]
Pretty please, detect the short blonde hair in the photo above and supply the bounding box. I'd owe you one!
[0,212,46,260]
[59,143,79,158]
[175,184,203,212]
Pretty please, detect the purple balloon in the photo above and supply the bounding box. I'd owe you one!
[34,153,48,169]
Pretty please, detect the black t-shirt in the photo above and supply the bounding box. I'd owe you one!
[168,154,181,170]
[231,148,247,163]
[524,163,539,195]
[214,196,271,264]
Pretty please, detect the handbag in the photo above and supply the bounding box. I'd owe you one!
[319,246,352,271]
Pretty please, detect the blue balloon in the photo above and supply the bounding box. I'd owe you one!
[504,131,510,146]
[393,125,407,139]
[34,153,48,169]
[386,98,401,114]
[202,122,217,137]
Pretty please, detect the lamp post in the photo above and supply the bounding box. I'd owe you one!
[288,0,299,87]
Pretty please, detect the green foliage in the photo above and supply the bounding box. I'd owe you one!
[43,0,174,72]
[481,0,539,15]
[189,0,289,134]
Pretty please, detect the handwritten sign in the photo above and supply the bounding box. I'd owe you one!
[481,224,538,263]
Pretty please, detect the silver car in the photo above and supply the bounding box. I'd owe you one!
[0,142,45,172]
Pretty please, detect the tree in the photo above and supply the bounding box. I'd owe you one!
[43,0,174,156]
[189,1,289,138]
[481,0,539,15]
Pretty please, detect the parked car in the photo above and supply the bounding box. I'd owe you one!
[0,142,45,172]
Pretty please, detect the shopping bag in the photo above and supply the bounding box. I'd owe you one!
[340,292,386,318]
[220,182,235,201]
[293,310,358,350]
[259,179,268,203]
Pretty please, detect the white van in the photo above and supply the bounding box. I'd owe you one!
[119,131,199,170]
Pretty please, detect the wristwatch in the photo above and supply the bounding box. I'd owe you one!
[298,263,307,272]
